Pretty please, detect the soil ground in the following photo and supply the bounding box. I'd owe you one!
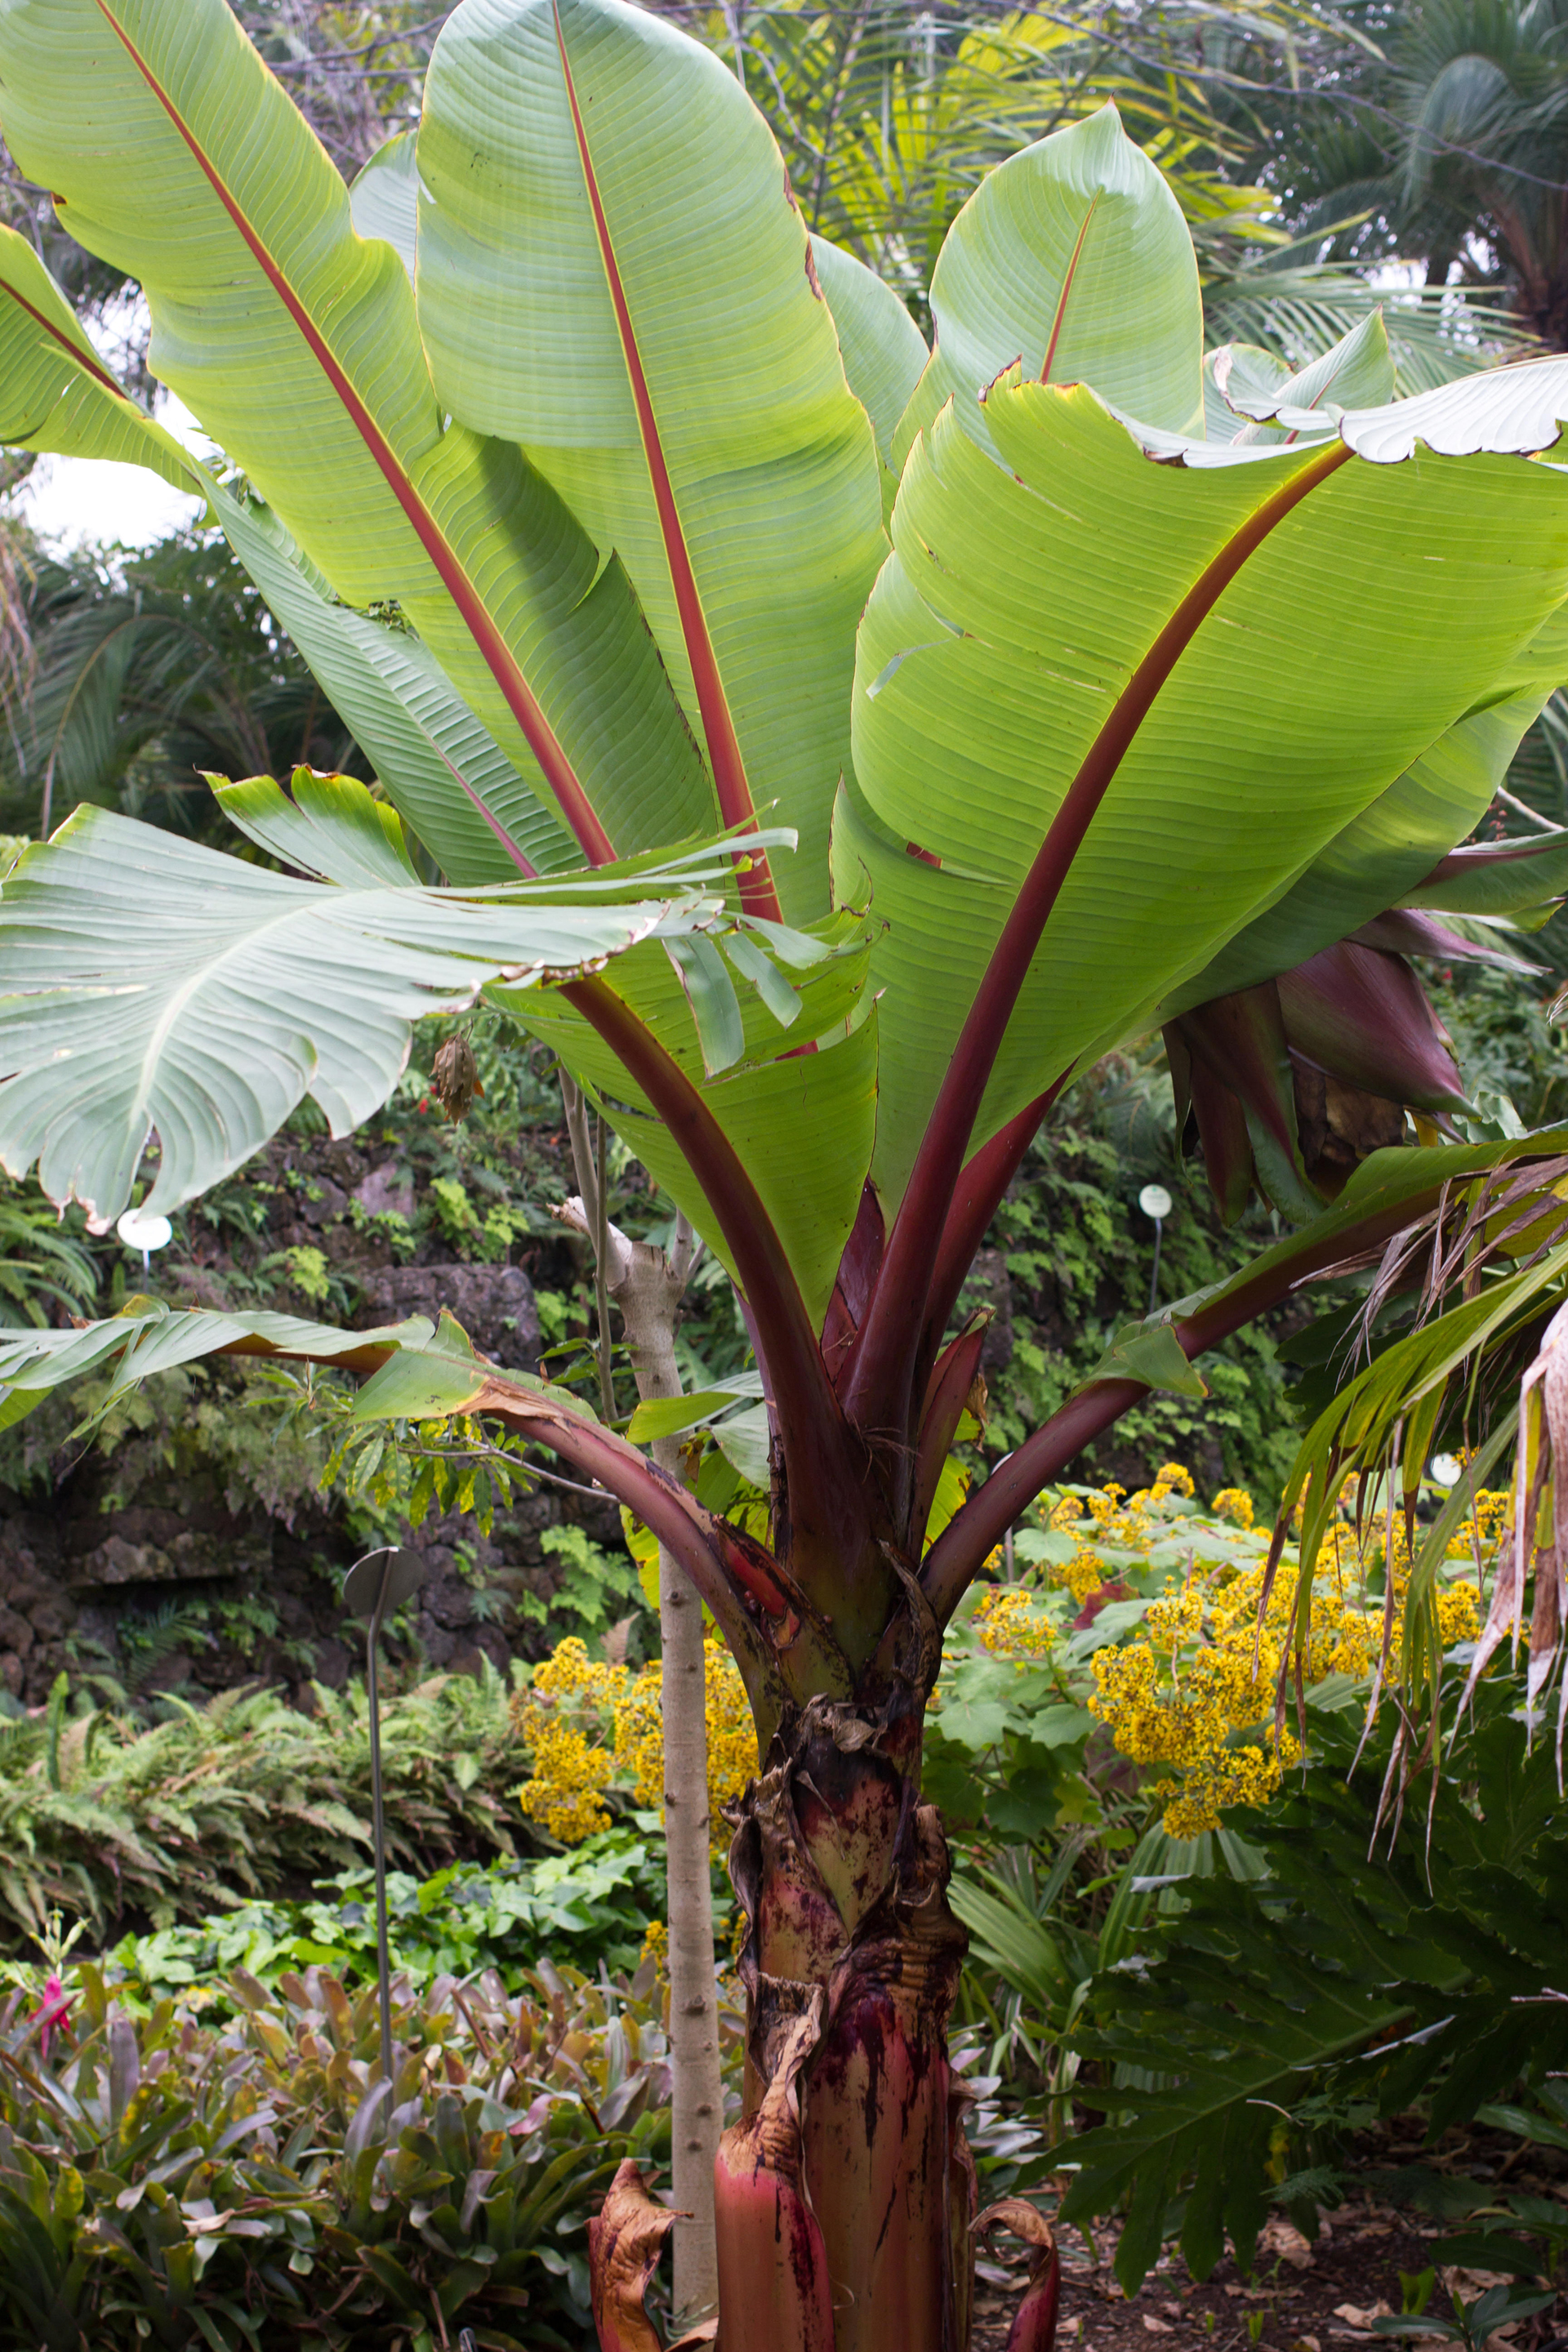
[972,2145,1566,2352]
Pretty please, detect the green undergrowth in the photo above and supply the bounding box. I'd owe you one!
[0,1953,670,2350]
[0,1891,1028,2352]
[94,1830,672,2013]
[1053,1673,1568,2290]
[0,1669,533,1947]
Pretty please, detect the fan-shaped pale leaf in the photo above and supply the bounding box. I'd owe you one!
[0,802,728,1227]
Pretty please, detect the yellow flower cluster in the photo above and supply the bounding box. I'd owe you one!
[973,1586,1057,1659]
[1152,1462,1196,1499]
[1446,1486,1512,1561]
[1090,1514,1485,1836]
[696,1642,760,1842]
[513,1638,629,1841]
[612,1641,755,1852]
[1211,1487,1255,1528]
[1091,1575,1303,1840]
[1048,1463,1200,1604]
[512,1634,755,1856]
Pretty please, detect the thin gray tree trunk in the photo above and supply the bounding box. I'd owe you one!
[555,1102,723,2323]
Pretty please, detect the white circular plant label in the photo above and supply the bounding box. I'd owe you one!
[116,1209,172,1254]
[1138,1183,1173,1222]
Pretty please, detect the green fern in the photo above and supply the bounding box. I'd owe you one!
[0,1663,537,1946]
[1061,1671,1568,2293]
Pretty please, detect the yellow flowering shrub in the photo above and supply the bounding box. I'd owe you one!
[1045,1461,1214,1605]
[984,1465,1499,1841]
[512,1633,755,1856]
[513,1638,629,1842]
[1083,1477,1490,1837]
[1446,1481,1512,1560]
[972,1587,1057,1659]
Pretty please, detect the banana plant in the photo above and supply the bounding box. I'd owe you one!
[7,2,1568,2345]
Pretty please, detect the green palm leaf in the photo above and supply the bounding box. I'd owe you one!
[1202,265,1534,394]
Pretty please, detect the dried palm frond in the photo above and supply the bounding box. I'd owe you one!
[1454,1298,1568,1780]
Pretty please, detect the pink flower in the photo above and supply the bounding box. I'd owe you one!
[30,1973,71,2061]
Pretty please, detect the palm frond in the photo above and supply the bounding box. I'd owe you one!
[1203,261,1533,384]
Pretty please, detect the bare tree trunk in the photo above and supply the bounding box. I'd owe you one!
[612,1227,725,2329]
[554,1106,724,2321]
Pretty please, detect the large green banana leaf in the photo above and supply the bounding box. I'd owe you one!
[0,222,608,882]
[0,774,768,1226]
[891,102,1205,474]
[0,181,875,1320]
[510,927,878,1330]
[1156,609,1568,1018]
[216,760,875,1330]
[353,116,924,552]
[209,485,571,881]
[0,0,710,877]
[844,363,1568,1207]
[4,0,1568,1347]
[808,234,929,521]
[352,125,927,514]
[1145,320,1568,1014]
[416,0,886,918]
[0,223,200,499]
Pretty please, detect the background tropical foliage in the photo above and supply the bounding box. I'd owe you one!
[1,0,1566,2346]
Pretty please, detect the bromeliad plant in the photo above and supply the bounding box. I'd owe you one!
[9,2,1568,2344]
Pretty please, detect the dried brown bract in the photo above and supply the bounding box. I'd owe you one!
[430,1032,484,1124]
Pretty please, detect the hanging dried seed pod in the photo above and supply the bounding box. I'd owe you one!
[430,1033,483,1123]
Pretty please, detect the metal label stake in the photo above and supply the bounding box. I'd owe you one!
[342,1546,425,2099]
[1138,1183,1174,1315]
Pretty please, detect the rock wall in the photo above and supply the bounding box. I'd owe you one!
[0,1411,622,1713]
[0,1119,624,1711]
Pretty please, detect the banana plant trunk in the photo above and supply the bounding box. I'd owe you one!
[717,1688,973,2352]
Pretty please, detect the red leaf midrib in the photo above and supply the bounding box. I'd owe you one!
[88,0,615,870]
[847,426,1354,1444]
[553,0,782,924]
[2,274,127,400]
[1040,190,1101,386]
